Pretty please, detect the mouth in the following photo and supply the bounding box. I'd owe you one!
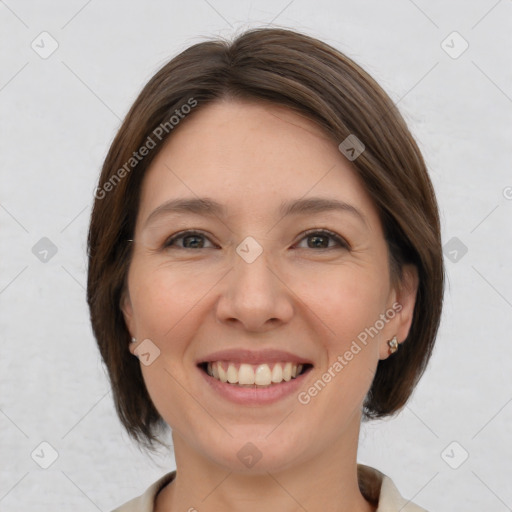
[196,349,314,405]
[197,361,313,387]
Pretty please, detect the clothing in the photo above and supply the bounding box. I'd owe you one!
[112,464,428,511]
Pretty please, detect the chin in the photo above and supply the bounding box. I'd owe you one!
[197,424,310,475]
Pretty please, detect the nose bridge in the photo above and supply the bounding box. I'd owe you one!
[233,234,278,300]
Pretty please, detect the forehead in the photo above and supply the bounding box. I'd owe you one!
[136,99,381,229]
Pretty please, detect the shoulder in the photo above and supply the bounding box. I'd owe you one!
[111,471,176,512]
[357,464,429,511]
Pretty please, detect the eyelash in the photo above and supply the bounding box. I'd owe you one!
[162,229,350,251]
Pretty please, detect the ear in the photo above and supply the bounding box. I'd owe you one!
[120,286,137,355]
[379,264,419,360]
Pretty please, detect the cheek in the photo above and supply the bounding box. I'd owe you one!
[130,264,205,341]
[297,263,389,343]
[130,267,202,430]
[293,265,387,406]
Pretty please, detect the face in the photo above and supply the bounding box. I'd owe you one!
[122,99,417,474]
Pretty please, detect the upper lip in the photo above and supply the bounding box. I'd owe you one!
[197,349,314,366]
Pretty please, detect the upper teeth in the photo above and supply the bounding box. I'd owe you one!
[206,362,303,386]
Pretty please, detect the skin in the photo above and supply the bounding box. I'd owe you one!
[121,99,418,512]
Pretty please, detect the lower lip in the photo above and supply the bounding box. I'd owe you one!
[199,366,311,405]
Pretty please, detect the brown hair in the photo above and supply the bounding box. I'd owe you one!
[87,27,444,449]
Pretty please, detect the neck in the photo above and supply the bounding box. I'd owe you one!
[156,416,376,512]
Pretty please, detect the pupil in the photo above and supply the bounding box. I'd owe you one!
[184,235,203,248]
[309,235,328,248]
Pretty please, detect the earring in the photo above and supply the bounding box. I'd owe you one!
[387,336,399,355]
[130,337,137,344]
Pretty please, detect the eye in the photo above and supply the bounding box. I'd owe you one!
[163,230,216,249]
[294,229,350,250]
[162,229,350,251]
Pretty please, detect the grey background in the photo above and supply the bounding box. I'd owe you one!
[1,0,511,510]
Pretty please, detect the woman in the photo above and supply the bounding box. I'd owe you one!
[87,27,444,511]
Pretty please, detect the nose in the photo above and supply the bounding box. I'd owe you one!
[215,242,294,333]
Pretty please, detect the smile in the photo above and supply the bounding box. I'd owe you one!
[196,348,314,405]
[201,361,311,387]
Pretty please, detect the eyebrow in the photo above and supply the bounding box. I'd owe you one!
[143,196,368,228]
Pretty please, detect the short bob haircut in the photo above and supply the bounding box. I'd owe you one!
[87,27,444,449]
